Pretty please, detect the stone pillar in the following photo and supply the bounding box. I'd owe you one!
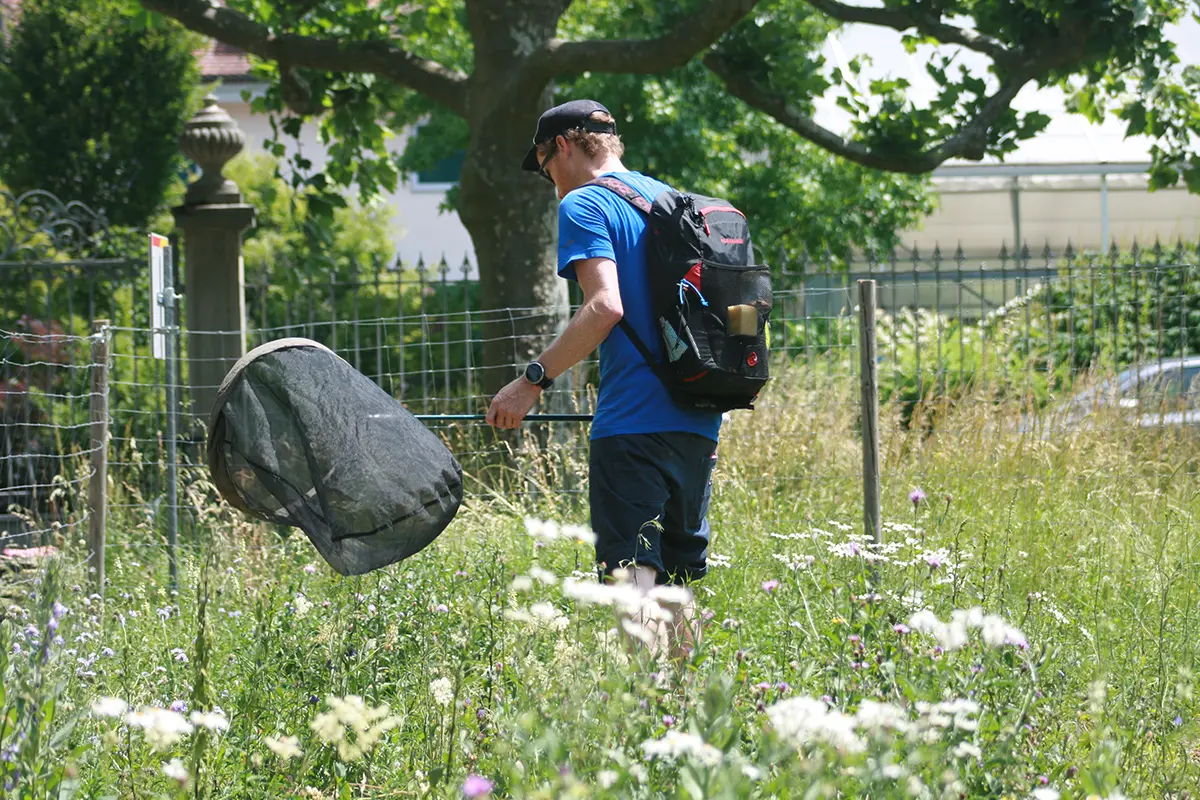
[174,93,255,426]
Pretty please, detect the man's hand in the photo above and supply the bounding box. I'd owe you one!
[486,377,542,430]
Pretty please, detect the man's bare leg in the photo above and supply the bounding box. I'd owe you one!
[613,565,700,663]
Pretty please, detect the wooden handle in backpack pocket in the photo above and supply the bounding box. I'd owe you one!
[727,304,758,337]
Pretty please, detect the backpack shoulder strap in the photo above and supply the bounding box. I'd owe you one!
[585,176,653,216]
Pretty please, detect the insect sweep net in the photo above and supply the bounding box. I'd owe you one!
[206,338,463,575]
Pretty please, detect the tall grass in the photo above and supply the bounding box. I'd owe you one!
[2,363,1199,798]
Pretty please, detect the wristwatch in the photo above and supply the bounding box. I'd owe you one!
[523,361,554,390]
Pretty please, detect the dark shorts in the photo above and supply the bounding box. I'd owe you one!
[589,432,718,585]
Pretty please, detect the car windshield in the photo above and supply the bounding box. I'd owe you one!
[1124,365,1200,408]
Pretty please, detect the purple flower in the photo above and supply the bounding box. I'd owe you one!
[893,624,910,635]
[436,604,449,613]
[1038,775,1049,785]
[909,488,926,508]
[367,604,377,615]
[11,643,21,656]
[848,635,860,643]
[303,564,318,574]
[775,682,791,693]
[754,681,771,693]
[157,607,171,621]
[101,647,114,658]
[51,601,68,620]
[170,700,188,713]
[463,774,494,797]
[662,715,676,727]
[925,554,942,569]
[761,579,779,593]
[1175,715,1184,728]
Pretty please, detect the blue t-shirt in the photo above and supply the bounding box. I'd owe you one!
[557,171,722,442]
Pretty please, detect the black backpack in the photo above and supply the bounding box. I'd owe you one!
[588,176,772,413]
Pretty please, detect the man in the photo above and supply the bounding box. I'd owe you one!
[485,99,722,660]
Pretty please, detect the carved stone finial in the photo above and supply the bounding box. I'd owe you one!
[180,93,247,205]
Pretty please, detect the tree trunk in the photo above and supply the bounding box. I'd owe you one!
[457,3,572,400]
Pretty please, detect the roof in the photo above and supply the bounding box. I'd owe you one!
[198,39,254,82]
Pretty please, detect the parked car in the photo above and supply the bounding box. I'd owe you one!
[1027,357,1200,435]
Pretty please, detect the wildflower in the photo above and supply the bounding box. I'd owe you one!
[367,604,377,615]
[648,585,691,606]
[621,618,656,646]
[640,731,723,767]
[10,643,20,656]
[190,710,230,733]
[766,696,865,754]
[953,741,982,760]
[293,594,314,618]
[1031,790,1060,800]
[662,714,676,727]
[435,604,449,613]
[762,579,779,593]
[909,488,926,507]
[126,706,194,750]
[303,563,318,574]
[170,700,188,714]
[265,734,304,761]
[91,697,128,718]
[430,678,454,707]
[529,566,558,585]
[170,648,189,663]
[101,647,114,658]
[310,695,400,762]
[598,770,618,789]
[157,607,171,621]
[463,774,494,797]
[854,700,911,735]
[893,624,910,635]
[511,576,533,592]
[162,758,189,785]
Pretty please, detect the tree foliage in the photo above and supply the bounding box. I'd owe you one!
[138,0,1199,383]
[0,0,202,228]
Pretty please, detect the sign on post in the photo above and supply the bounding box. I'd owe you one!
[150,234,169,360]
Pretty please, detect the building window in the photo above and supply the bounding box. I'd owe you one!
[414,150,465,190]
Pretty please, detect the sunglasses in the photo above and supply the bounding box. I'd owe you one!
[537,143,557,184]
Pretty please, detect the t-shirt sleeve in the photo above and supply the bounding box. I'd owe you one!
[557,188,615,282]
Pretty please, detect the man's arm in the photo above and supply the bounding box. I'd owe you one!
[539,257,623,379]
[485,257,622,429]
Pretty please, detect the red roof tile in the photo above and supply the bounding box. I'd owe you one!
[198,39,254,81]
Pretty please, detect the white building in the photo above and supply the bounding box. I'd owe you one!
[201,15,1200,272]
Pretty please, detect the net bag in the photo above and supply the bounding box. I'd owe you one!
[206,338,463,575]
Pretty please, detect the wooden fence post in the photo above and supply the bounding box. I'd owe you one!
[88,320,109,594]
[858,281,882,548]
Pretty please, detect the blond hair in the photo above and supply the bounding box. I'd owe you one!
[538,111,624,162]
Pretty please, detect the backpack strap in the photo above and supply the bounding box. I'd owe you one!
[586,175,653,215]
[583,176,666,379]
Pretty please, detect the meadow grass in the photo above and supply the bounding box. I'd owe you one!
[3,363,1200,799]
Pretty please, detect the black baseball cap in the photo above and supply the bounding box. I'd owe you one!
[521,99,617,172]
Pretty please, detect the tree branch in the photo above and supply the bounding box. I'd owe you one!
[141,0,468,116]
[537,0,762,77]
[803,0,1016,69]
[703,52,1032,173]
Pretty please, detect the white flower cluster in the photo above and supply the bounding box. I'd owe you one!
[766,695,984,755]
[767,696,867,754]
[430,677,454,707]
[908,607,1028,650]
[505,602,570,632]
[125,706,195,751]
[92,697,229,750]
[640,730,723,767]
[293,594,314,618]
[522,517,597,545]
[310,695,400,762]
[265,734,304,761]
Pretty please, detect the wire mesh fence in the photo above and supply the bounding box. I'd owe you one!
[0,325,103,550]
[6,240,1200,588]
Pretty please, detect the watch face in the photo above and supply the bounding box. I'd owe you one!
[526,362,545,383]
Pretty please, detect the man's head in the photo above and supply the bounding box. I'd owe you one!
[521,99,625,198]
